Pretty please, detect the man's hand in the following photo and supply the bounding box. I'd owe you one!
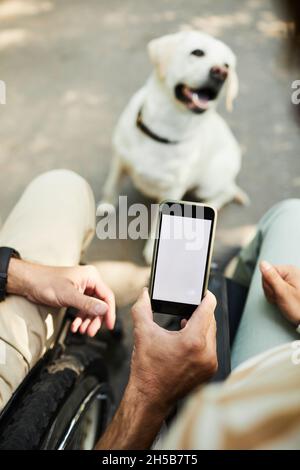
[97,288,217,450]
[7,259,116,336]
[130,288,217,412]
[260,261,300,326]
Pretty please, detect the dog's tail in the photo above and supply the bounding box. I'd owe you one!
[234,185,250,206]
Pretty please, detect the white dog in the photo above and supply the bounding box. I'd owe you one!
[98,30,248,263]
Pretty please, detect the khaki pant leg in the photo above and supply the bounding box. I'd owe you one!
[0,170,95,410]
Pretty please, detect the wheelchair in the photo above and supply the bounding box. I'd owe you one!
[0,308,125,450]
[0,267,248,450]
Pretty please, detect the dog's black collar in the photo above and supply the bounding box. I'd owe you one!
[136,107,180,145]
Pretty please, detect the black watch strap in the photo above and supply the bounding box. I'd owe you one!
[0,247,21,302]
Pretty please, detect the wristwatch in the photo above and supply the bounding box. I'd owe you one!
[0,247,21,302]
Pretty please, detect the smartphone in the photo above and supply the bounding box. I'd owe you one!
[149,201,216,316]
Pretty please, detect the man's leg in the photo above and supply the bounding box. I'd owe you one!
[231,199,300,369]
[0,170,95,409]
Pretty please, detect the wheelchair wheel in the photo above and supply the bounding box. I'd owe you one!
[0,343,114,450]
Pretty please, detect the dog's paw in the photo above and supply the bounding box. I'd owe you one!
[234,187,250,206]
[96,200,116,217]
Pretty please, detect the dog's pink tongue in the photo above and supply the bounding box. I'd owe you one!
[183,86,209,109]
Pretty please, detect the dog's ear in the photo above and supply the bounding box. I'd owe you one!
[226,67,239,112]
[148,33,180,80]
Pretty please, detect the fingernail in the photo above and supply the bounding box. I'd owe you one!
[260,260,272,272]
[94,302,107,315]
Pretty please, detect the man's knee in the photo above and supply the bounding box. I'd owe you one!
[275,198,300,212]
[25,169,96,226]
[259,198,300,237]
[27,169,93,201]
[269,199,300,220]
[0,169,96,266]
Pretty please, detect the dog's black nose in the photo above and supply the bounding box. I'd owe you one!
[210,65,228,82]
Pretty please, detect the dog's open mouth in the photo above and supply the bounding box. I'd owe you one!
[175,84,219,113]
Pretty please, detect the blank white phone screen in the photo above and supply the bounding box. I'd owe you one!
[153,214,212,305]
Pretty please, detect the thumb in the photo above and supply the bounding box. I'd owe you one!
[259,261,287,299]
[67,287,108,317]
[131,287,153,326]
[186,290,217,332]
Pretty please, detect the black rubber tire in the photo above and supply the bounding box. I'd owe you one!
[0,344,111,450]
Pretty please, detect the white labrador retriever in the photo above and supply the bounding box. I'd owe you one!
[98,30,248,263]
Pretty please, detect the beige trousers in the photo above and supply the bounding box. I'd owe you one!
[0,170,96,410]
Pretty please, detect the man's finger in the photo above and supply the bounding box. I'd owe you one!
[273,264,292,278]
[185,291,217,333]
[93,277,116,330]
[79,318,91,334]
[103,289,116,331]
[259,261,287,299]
[273,264,297,283]
[181,318,188,329]
[131,287,153,326]
[87,316,102,337]
[68,288,108,318]
[262,279,275,303]
[205,311,217,355]
[71,317,82,333]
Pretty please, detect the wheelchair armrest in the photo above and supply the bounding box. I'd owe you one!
[208,271,231,382]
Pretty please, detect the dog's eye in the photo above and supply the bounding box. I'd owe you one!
[191,49,205,57]
[224,63,230,68]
